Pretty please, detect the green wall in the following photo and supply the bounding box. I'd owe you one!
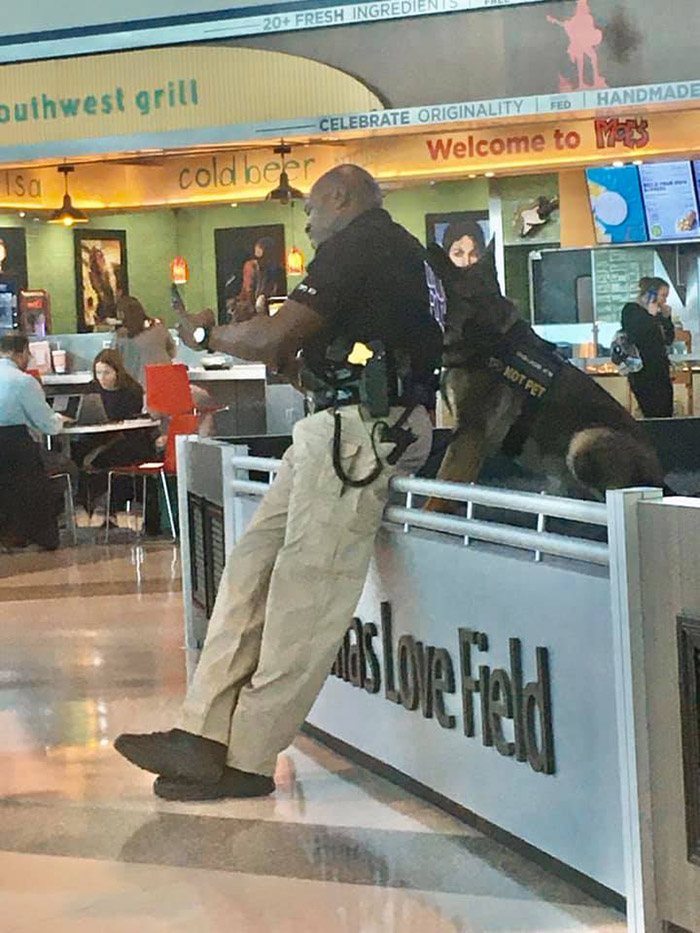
[1,178,491,334]
[174,179,490,317]
[0,210,178,334]
[383,179,490,238]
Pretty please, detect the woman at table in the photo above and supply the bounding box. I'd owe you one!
[116,296,176,385]
[76,349,157,518]
[621,276,675,418]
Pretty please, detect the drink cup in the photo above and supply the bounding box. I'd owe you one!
[52,349,66,374]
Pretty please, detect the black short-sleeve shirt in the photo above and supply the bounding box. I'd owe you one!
[290,208,442,402]
[621,302,674,375]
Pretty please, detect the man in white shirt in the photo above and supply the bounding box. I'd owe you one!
[0,334,66,550]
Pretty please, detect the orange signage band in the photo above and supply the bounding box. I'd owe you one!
[1,108,700,212]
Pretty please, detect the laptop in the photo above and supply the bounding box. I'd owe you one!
[75,393,109,426]
[51,394,82,420]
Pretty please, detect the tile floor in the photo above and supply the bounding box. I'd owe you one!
[0,539,626,932]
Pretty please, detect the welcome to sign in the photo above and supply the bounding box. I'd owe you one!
[3,108,700,211]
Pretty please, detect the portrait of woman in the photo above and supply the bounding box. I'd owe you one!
[75,230,128,332]
[425,212,490,267]
[215,224,287,325]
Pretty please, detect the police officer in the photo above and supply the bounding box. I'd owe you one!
[115,165,443,799]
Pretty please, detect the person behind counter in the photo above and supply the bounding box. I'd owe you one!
[115,297,216,438]
[621,276,675,418]
[116,296,176,384]
[0,334,67,550]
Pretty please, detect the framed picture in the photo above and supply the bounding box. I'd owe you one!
[425,211,491,268]
[74,229,128,332]
[0,227,28,291]
[214,224,287,325]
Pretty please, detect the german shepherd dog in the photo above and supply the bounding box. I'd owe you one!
[425,243,665,512]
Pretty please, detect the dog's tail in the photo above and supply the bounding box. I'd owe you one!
[566,427,666,494]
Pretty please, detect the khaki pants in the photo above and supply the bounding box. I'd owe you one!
[180,404,432,776]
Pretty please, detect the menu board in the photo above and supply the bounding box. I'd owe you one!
[593,248,655,323]
[691,161,700,221]
[639,161,699,240]
[586,166,648,245]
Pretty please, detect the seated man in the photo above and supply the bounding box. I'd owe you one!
[0,334,67,550]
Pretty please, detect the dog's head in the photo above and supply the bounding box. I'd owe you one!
[427,240,519,340]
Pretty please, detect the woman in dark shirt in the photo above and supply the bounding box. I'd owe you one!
[91,348,144,420]
[621,276,675,418]
[77,350,157,517]
[84,349,155,467]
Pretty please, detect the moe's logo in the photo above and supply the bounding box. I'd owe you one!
[594,117,650,150]
[331,602,555,775]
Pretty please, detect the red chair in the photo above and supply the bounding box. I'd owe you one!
[104,412,199,544]
[144,362,228,429]
[145,363,194,417]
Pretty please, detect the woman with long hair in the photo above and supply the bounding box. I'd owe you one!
[116,296,176,385]
[621,276,675,418]
[90,348,144,421]
[230,236,286,323]
[77,348,157,523]
[442,221,486,268]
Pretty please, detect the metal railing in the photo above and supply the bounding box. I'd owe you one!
[226,454,609,567]
[229,455,282,499]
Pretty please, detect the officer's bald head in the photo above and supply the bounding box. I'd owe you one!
[305,164,383,248]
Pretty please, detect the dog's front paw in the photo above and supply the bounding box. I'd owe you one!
[423,496,461,515]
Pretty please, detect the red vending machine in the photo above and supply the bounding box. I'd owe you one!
[19,289,52,337]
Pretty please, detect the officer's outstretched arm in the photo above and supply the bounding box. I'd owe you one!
[180,299,324,371]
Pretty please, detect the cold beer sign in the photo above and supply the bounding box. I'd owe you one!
[331,602,556,775]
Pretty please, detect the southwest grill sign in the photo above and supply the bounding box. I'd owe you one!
[2,109,699,211]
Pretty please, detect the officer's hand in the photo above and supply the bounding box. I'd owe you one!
[177,308,216,349]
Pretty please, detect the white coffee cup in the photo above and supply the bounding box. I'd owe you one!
[52,349,66,374]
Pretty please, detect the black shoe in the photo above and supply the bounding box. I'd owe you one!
[153,766,275,801]
[114,728,227,783]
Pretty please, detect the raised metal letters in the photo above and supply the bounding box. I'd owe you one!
[330,602,556,775]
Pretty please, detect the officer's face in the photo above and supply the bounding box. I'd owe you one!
[304,184,340,249]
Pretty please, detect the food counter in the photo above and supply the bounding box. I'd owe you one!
[571,354,700,416]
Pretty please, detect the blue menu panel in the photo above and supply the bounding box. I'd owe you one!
[640,160,699,240]
[586,166,648,244]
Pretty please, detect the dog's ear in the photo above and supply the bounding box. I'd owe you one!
[470,239,503,296]
[426,242,454,281]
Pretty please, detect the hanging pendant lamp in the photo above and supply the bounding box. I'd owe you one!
[266,142,304,205]
[48,165,88,226]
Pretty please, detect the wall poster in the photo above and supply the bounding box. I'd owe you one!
[425,211,490,268]
[214,224,287,325]
[74,229,128,333]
